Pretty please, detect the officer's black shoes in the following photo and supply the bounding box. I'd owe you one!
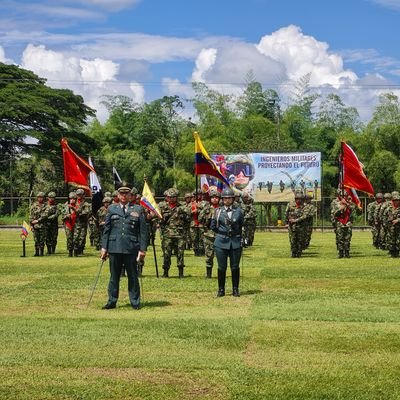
[162,270,169,278]
[232,288,240,297]
[102,303,116,310]
[337,251,344,259]
[216,288,225,297]
[344,251,350,258]
[132,304,141,310]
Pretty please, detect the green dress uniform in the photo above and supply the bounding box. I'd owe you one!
[101,202,148,309]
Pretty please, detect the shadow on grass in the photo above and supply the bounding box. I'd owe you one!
[241,289,262,295]
[142,300,171,308]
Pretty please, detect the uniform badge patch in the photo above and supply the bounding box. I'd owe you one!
[130,211,139,217]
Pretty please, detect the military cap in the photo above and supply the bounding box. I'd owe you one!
[47,191,56,198]
[104,191,112,198]
[69,192,77,199]
[168,188,179,197]
[375,193,383,199]
[209,188,221,197]
[76,188,85,195]
[112,190,119,197]
[130,187,138,195]
[221,187,235,198]
[102,197,112,203]
[118,186,131,193]
[241,192,250,198]
[184,192,192,198]
[36,191,45,197]
[384,193,392,199]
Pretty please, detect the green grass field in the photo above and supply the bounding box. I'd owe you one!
[0,229,399,399]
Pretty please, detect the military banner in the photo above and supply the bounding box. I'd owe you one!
[206,152,322,202]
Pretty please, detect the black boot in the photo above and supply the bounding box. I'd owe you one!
[34,247,39,257]
[39,247,44,256]
[344,248,350,258]
[74,249,79,257]
[162,269,169,278]
[217,270,226,297]
[178,267,184,279]
[47,245,52,255]
[68,249,73,257]
[206,267,212,279]
[338,250,343,258]
[232,268,240,297]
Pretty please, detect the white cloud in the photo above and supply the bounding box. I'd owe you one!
[72,0,141,11]
[370,0,400,11]
[191,48,217,82]
[0,46,13,63]
[256,25,357,87]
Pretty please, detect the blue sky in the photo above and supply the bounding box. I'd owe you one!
[1,0,400,121]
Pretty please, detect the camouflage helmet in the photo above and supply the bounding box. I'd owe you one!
[384,192,392,200]
[76,188,85,195]
[36,191,45,197]
[130,187,138,195]
[221,187,235,198]
[392,191,400,200]
[375,192,383,199]
[69,192,77,199]
[184,192,192,199]
[104,191,112,198]
[168,188,179,197]
[112,190,119,197]
[47,191,56,198]
[103,197,112,203]
[209,188,221,198]
[294,191,304,200]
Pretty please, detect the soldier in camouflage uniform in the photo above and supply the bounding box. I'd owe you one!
[332,191,360,258]
[367,193,383,248]
[97,197,111,243]
[302,192,316,249]
[112,190,119,204]
[158,190,169,260]
[285,191,305,257]
[74,188,91,256]
[30,192,47,256]
[159,188,189,278]
[383,191,400,257]
[183,193,193,250]
[44,191,59,254]
[242,192,257,247]
[88,214,99,248]
[190,190,205,256]
[377,192,392,250]
[198,188,220,279]
[61,192,78,257]
[330,189,343,250]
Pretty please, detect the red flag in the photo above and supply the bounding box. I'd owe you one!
[341,141,374,196]
[61,138,94,193]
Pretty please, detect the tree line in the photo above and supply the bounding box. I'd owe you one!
[1,63,399,215]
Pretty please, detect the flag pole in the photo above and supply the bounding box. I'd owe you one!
[339,141,344,197]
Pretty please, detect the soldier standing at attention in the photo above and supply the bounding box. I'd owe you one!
[211,187,244,297]
[74,188,91,256]
[44,191,59,254]
[30,191,47,256]
[383,191,400,257]
[190,190,204,256]
[367,193,383,248]
[61,192,78,257]
[97,197,111,242]
[302,192,316,249]
[242,192,257,247]
[101,185,147,310]
[159,188,188,278]
[285,192,305,258]
[183,193,193,250]
[198,188,220,279]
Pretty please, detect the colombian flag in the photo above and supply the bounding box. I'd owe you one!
[193,132,230,186]
[140,180,162,219]
[21,221,30,237]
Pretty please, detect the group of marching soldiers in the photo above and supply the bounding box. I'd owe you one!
[367,191,400,257]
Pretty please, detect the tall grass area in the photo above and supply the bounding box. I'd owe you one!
[0,229,399,399]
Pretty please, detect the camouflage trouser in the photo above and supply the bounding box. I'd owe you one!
[64,227,75,251]
[304,220,313,249]
[288,224,304,256]
[244,222,256,246]
[88,223,100,248]
[190,226,204,254]
[46,223,58,249]
[380,225,389,250]
[163,236,185,270]
[203,235,215,268]
[371,224,380,247]
[387,225,400,255]
[73,222,88,251]
[33,227,46,249]
[184,226,192,249]
[336,224,352,252]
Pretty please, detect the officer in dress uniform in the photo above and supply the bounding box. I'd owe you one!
[211,187,244,297]
[101,185,148,310]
